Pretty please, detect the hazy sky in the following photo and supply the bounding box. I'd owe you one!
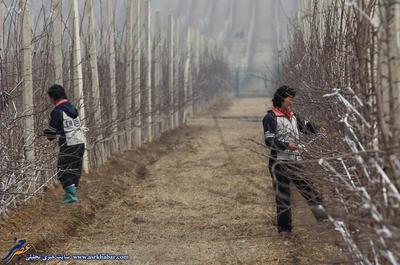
[9,0,299,70]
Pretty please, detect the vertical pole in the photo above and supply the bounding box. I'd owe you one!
[51,0,63,85]
[205,36,210,109]
[192,29,199,115]
[205,37,210,65]
[145,0,152,143]
[195,29,200,69]
[107,0,118,153]
[390,2,400,138]
[0,3,3,84]
[204,37,210,109]
[71,0,88,172]
[125,0,133,149]
[168,15,174,129]
[196,30,201,70]
[200,35,206,112]
[19,0,35,163]
[183,27,192,122]
[274,0,282,77]
[235,66,240,97]
[68,2,75,99]
[0,2,3,52]
[87,0,104,166]
[174,19,180,127]
[135,0,142,147]
[155,11,162,137]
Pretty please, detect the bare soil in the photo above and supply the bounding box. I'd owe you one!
[0,97,342,265]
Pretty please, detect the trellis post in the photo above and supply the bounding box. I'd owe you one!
[71,0,89,172]
[174,19,181,127]
[183,27,192,122]
[86,0,105,166]
[134,0,142,147]
[145,0,153,143]
[19,0,35,164]
[125,0,134,150]
[192,28,200,115]
[107,0,118,154]
[51,0,63,85]
[154,11,162,137]
[168,15,174,129]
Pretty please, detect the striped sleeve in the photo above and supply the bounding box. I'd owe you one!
[262,112,289,151]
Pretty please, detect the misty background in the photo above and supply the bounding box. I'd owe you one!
[8,0,299,94]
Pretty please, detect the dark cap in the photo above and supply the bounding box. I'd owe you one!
[272,86,296,107]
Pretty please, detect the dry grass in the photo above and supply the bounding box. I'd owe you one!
[0,97,340,265]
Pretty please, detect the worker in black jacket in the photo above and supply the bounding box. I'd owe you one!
[43,84,86,204]
[262,86,328,234]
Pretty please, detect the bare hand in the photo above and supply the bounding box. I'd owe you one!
[288,142,298,150]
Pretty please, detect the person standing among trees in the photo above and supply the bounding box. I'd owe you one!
[262,85,328,234]
[43,84,86,204]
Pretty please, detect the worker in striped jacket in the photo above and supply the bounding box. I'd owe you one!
[262,86,328,234]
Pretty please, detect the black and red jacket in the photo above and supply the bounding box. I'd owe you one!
[44,99,85,147]
[262,108,316,163]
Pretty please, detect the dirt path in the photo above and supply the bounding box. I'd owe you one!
[1,98,340,264]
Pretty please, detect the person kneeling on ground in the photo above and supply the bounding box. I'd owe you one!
[262,85,328,234]
[43,84,86,204]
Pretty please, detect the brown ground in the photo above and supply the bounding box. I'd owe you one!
[0,97,343,265]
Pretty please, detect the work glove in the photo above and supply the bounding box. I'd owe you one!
[43,128,57,141]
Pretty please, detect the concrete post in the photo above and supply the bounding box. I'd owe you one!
[87,0,104,166]
[0,2,3,53]
[0,3,3,83]
[168,15,174,129]
[134,0,142,147]
[390,2,400,138]
[71,0,89,172]
[174,19,180,127]
[51,0,63,85]
[192,28,200,115]
[125,0,134,150]
[154,11,162,137]
[107,0,118,154]
[199,35,205,112]
[19,0,35,163]
[183,27,192,122]
[145,0,152,143]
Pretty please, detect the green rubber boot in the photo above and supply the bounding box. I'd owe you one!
[62,185,78,204]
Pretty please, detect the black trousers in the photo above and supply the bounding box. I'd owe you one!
[57,144,85,189]
[269,159,323,232]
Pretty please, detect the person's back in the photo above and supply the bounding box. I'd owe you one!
[49,100,85,146]
[44,84,85,204]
